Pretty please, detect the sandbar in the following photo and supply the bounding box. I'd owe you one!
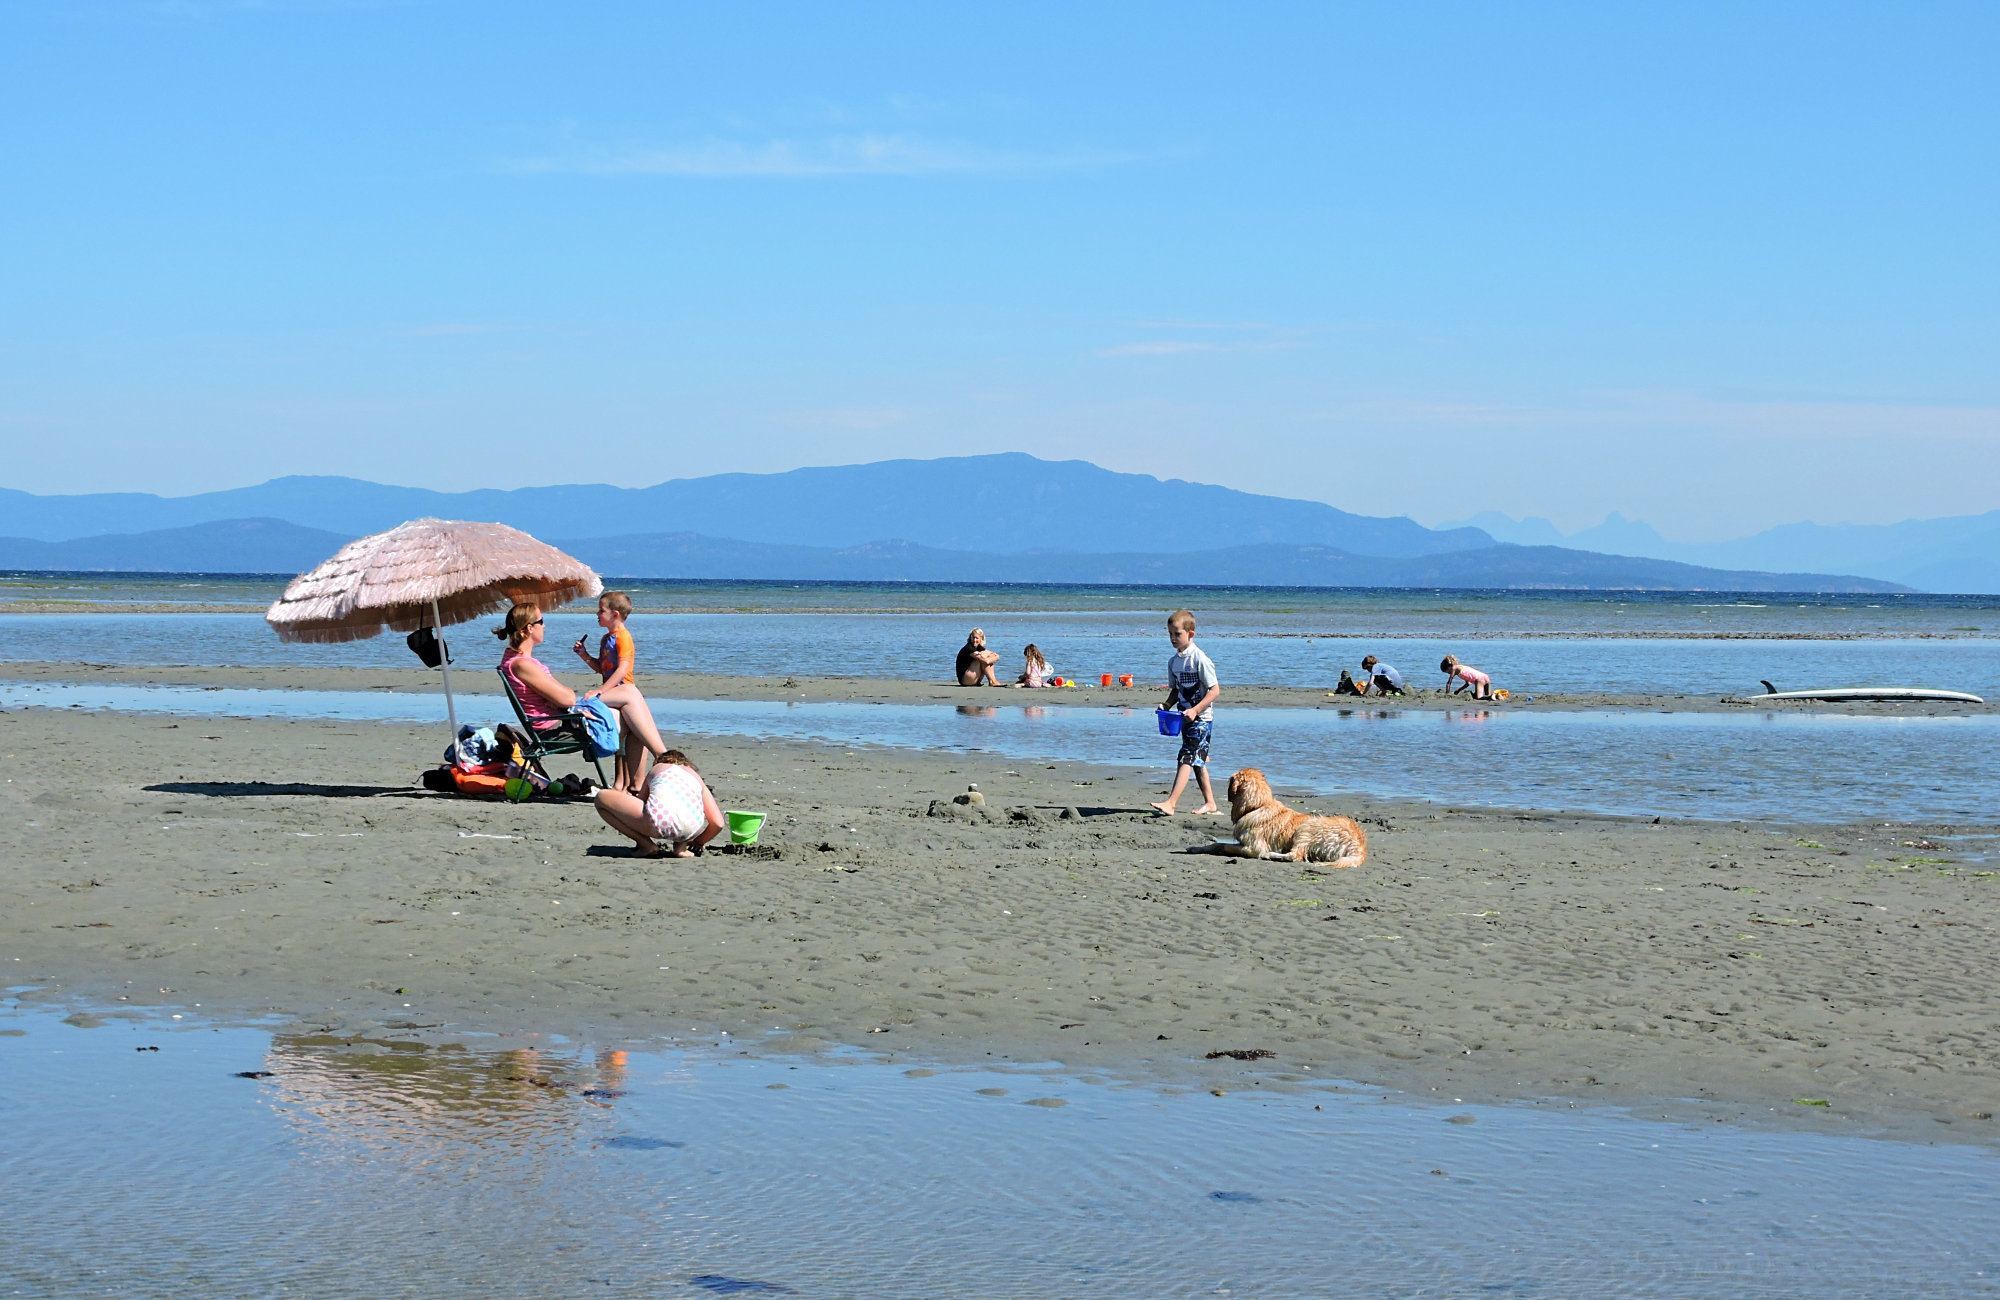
[4,700,1997,1145]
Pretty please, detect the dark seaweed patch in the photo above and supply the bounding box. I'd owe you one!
[602,1135,684,1151]
[689,1277,794,1295]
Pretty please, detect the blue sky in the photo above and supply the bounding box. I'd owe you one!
[3,0,1995,540]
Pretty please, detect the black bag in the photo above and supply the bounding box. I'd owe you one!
[406,626,452,668]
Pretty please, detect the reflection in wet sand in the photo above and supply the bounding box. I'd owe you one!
[263,1035,636,1157]
[6,1006,1998,1297]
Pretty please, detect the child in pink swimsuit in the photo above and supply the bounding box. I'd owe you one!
[1440,654,1494,699]
[1015,644,1053,688]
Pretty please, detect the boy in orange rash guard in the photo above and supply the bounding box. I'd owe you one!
[574,592,643,790]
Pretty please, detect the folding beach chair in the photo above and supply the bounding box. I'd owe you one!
[496,668,612,787]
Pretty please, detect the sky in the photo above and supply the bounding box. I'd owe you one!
[2,1,1995,541]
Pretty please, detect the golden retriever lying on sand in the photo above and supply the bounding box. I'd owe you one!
[1210,768,1368,868]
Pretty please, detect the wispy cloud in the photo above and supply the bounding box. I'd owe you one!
[1096,340,1232,358]
[787,404,922,432]
[1128,318,1279,332]
[508,133,1143,178]
[1325,390,2000,442]
[127,0,413,17]
[1687,393,1999,442]
[1094,321,1306,360]
[396,321,510,339]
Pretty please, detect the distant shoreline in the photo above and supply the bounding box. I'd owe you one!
[0,661,1988,715]
[2,600,1997,641]
[2,569,1970,600]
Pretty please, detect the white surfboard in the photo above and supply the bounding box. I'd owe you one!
[1748,682,1985,705]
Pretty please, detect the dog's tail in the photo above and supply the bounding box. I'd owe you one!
[1305,830,1368,869]
[1323,821,1368,870]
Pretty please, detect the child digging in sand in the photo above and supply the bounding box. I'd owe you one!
[1151,609,1221,816]
[594,749,725,858]
[1360,654,1405,696]
[1440,654,1495,700]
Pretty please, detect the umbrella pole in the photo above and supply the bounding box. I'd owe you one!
[432,598,460,737]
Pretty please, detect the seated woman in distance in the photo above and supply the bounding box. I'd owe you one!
[956,627,1001,687]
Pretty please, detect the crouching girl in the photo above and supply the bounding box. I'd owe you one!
[595,749,726,859]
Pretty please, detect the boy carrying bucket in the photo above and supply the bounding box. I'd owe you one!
[1150,609,1220,817]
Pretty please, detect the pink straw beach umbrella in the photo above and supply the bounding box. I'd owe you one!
[265,518,602,735]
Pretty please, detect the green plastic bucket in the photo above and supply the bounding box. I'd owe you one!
[725,810,767,845]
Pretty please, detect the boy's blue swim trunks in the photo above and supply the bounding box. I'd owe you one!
[1177,717,1212,768]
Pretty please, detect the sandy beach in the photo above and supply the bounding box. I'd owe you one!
[5,677,1997,1146]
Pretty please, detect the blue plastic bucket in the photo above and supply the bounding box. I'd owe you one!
[1156,708,1183,737]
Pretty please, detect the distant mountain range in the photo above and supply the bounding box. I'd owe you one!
[0,518,350,575]
[558,532,1903,592]
[0,454,1940,593]
[0,453,1484,558]
[1447,508,2000,594]
[0,519,1909,593]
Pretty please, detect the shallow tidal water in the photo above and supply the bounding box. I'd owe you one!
[3,602,1999,699]
[3,1000,1996,1298]
[5,680,1996,826]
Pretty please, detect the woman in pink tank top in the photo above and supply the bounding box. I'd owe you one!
[495,603,672,796]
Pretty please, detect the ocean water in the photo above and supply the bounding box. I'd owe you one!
[6,577,1994,828]
[4,1001,1995,1298]
[6,570,1998,627]
[7,681,1996,826]
[3,608,1998,699]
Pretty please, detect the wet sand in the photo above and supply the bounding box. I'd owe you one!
[4,699,1997,1145]
[0,659,1985,716]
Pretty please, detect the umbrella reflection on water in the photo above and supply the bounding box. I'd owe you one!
[261,1034,639,1159]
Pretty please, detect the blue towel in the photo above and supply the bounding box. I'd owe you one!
[570,696,621,758]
